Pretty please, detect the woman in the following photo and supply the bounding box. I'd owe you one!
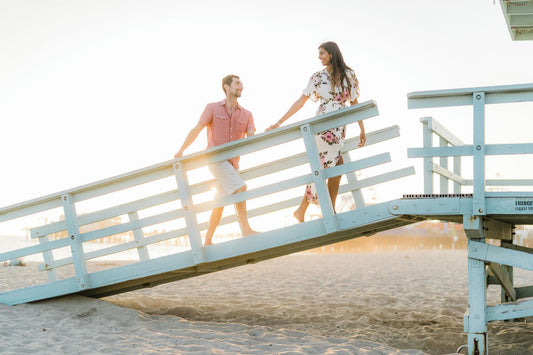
[267,41,366,222]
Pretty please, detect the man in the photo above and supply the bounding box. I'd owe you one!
[175,74,257,246]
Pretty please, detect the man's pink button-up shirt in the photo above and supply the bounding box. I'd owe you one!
[198,100,255,169]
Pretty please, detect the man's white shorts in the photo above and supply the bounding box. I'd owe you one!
[208,160,246,196]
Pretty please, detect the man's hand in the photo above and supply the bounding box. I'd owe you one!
[174,150,183,159]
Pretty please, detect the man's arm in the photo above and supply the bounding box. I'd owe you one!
[174,123,204,158]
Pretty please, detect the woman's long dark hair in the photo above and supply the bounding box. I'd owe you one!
[319,41,352,93]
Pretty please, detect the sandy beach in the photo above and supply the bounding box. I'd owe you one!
[2,250,533,354]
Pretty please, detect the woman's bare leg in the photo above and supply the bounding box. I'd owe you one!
[327,155,344,213]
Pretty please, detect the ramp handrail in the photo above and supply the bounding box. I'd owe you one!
[408,83,533,214]
[0,100,414,302]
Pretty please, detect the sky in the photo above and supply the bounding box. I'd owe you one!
[1,0,533,235]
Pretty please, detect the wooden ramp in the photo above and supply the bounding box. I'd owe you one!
[0,101,417,305]
[2,83,533,355]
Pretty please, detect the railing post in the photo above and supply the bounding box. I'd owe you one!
[38,236,58,281]
[300,124,340,233]
[173,162,207,264]
[61,193,90,290]
[473,92,486,215]
[421,117,434,194]
[453,155,462,194]
[342,153,365,208]
[128,211,150,261]
[439,136,449,194]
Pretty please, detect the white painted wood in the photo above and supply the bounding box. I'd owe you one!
[173,163,206,264]
[487,298,533,322]
[128,212,150,261]
[61,193,90,290]
[300,124,339,233]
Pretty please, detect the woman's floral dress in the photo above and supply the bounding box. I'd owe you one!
[302,68,360,203]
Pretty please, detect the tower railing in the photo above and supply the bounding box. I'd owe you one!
[408,83,533,211]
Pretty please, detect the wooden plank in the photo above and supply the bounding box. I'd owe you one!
[432,163,468,185]
[502,1,533,15]
[487,298,533,322]
[31,189,181,238]
[322,153,391,179]
[39,229,191,271]
[0,237,69,263]
[0,198,62,224]
[341,166,416,192]
[79,209,184,242]
[469,240,533,272]
[408,83,533,108]
[128,212,150,261]
[488,262,517,301]
[421,117,464,146]
[421,117,433,194]
[173,163,206,264]
[39,236,58,281]
[485,143,533,155]
[408,145,473,158]
[516,286,533,299]
[62,194,90,290]
[389,196,470,216]
[0,277,80,306]
[300,124,339,233]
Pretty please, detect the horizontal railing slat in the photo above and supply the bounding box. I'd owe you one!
[31,190,182,239]
[80,209,185,242]
[408,83,533,109]
[0,237,69,262]
[432,163,468,185]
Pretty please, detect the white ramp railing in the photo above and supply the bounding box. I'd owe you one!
[0,100,414,304]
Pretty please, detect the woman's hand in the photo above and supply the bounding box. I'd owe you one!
[265,122,281,131]
[358,130,366,147]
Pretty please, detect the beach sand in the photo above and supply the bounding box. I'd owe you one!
[2,250,533,354]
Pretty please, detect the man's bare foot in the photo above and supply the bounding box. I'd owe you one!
[204,239,213,246]
[293,210,305,223]
[243,229,259,237]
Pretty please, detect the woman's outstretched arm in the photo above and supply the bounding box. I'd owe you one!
[266,94,308,131]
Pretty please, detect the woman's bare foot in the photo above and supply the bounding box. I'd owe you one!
[293,209,305,223]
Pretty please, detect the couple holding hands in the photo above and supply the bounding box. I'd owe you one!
[175,41,366,246]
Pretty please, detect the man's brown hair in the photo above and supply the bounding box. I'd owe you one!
[222,74,240,94]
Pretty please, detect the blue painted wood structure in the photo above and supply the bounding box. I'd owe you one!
[499,0,533,41]
[1,83,533,354]
[408,83,533,355]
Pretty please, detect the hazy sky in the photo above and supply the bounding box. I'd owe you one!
[1,0,533,230]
